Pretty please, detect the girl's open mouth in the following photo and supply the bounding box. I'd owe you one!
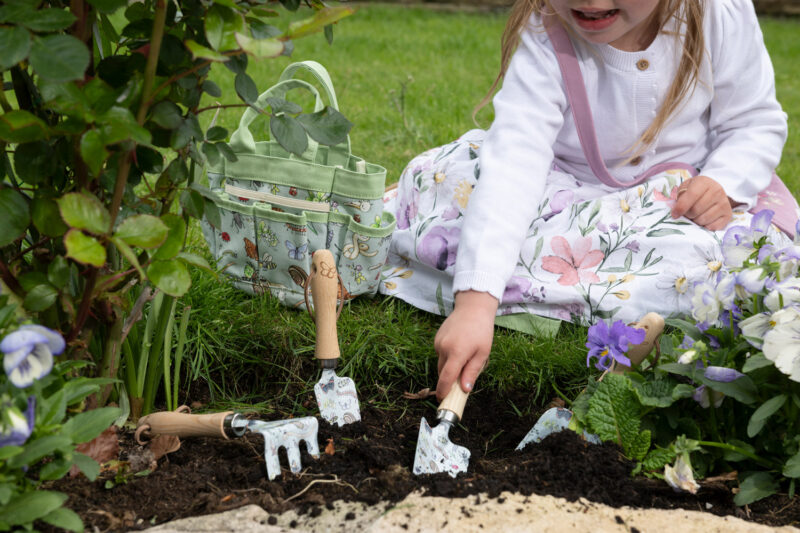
[571,8,620,31]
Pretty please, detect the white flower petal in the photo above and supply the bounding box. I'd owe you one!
[739,313,771,348]
[29,344,53,380]
[8,362,36,388]
[664,455,699,494]
[0,330,49,354]
[3,347,32,376]
[18,325,65,355]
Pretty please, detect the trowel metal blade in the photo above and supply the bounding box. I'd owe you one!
[515,407,600,452]
[412,416,470,478]
[314,368,361,427]
[244,417,320,481]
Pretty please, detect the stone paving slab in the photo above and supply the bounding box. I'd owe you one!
[144,491,799,533]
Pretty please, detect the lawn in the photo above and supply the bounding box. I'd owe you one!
[180,4,800,416]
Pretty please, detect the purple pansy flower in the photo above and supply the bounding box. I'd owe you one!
[0,396,35,447]
[1,325,64,388]
[585,320,646,371]
[692,365,744,408]
[721,210,774,268]
[417,226,461,271]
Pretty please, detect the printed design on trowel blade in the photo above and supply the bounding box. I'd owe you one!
[516,407,601,451]
[314,369,361,427]
[247,417,320,481]
[413,417,471,478]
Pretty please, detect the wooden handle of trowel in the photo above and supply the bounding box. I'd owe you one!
[311,249,340,361]
[611,312,665,374]
[137,411,234,439]
[438,382,469,422]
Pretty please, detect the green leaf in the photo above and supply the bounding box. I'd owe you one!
[0,490,67,526]
[114,214,169,249]
[586,374,648,460]
[742,354,774,373]
[61,407,121,443]
[747,394,786,437]
[24,283,59,312]
[700,374,758,405]
[266,97,302,115]
[184,39,228,61]
[152,214,186,260]
[0,26,31,70]
[63,378,105,405]
[57,192,111,234]
[270,114,308,156]
[29,34,90,82]
[297,106,352,146]
[234,32,283,59]
[663,318,703,340]
[86,0,128,14]
[135,145,164,174]
[784,450,800,478]
[206,126,228,142]
[14,141,56,184]
[39,457,73,480]
[64,229,106,267]
[21,8,76,32]
[100,107,151,145]
[734,472,778,506]
[0,446,23,461]
[217,142,238,162]
[723,438,757,462]
[0,109,48,143]
[641,446,676,472]
[6,435,72,468]
[0,187,30,247]
[201,142,221,167]
[71,452,101,481]
[110,236,145,280]
[150,101,184,129]
[204,6,225,50]
[284,6,354,40]
[631,377,677,408]
[202,80,222,97]
[180,189,204,219]
[177,252,214,273]
[80,129,109,176]
[657,362,694,378]
[204,199,221,228]
[32,197,68,237]
[671,383,696,400]
[147,259,192,296]
[40,506,83,533]
[40,388,67,426]
[234,72,258,105]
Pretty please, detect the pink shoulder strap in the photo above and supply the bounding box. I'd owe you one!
[543,19,697,188]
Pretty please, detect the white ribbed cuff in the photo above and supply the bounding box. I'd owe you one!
[452,270,506,303]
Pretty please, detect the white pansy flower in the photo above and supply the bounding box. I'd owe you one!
[1,325,65,388]
[762,307,800,382]
[664,454,700,494]
[764,277,800,312]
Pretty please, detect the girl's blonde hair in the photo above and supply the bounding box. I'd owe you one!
[477,0,706,160]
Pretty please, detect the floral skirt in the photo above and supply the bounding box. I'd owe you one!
[378,129,792,326]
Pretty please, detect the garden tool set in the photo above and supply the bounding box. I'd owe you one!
[308,249,362,427]
[413,382,471,478]
[516,313,665,451]
[136,408,320,481]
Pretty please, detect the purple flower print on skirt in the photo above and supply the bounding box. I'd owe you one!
[417,226,460,271]
[503,276,533,303]
[543,190,574,221]
[396,187,420,230]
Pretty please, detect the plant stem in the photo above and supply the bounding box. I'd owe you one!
[697,440,779,469]
[97,307,124,406]
[136,0,168,125]
[0,254,24,298]
[66,268,98,343]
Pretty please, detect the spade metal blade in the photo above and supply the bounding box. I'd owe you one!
[412,416,470,478]
[314,368,361,426]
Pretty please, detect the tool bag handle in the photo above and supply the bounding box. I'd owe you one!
[229,78,324,162]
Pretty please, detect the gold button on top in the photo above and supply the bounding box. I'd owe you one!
[636,59,650,71]
[630,156,642,166]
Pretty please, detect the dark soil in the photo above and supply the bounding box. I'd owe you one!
[47,390,800,532]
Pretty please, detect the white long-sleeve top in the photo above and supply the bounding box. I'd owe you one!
[453,0,788,303]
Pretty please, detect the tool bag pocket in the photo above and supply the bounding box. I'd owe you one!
[200,61,395,307]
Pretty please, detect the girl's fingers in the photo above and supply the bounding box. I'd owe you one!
[437,352,471,401]
[460,352,488,393]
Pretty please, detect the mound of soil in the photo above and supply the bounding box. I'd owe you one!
[46,391,800,532]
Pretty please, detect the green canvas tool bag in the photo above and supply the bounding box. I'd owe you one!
[200,61,396,308]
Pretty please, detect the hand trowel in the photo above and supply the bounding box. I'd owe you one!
[413,382,471,478]
[309,249,361,427]
[516,312,665,451]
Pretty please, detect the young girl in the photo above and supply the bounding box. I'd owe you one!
[379,0,799,400]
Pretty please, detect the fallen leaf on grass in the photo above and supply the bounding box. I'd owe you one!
[402,388,436,400]
[69,425,120,477]
[325,438,335,455]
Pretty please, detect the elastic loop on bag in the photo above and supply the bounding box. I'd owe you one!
[229,78,324,161]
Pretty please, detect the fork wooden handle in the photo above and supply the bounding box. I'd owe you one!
[311,249,340,361]
[137,411,234,439]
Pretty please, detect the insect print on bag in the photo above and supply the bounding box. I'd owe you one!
[286,241,308,261]
[244,237,258,260]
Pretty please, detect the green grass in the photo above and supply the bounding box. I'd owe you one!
[180,5,800,416]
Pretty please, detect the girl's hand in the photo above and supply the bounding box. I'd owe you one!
[434,290,498,401]
[670,175,733,231]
